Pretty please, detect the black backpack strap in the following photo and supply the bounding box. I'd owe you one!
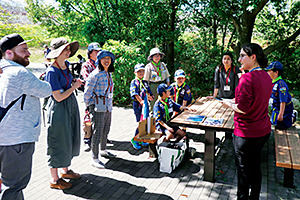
[6,94,26,111]
[20,94,26,110]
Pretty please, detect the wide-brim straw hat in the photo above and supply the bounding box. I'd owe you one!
[46,37,79,59]
[147,47,164,61]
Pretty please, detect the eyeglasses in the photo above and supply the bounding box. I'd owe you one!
[63,48,71,52]
[240,54,248,58]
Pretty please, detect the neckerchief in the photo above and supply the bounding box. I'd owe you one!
[272,76,282,84]
[136,78,147,91]
[151,61,162,78]
[174,82,186,103]
[159,97,170,121]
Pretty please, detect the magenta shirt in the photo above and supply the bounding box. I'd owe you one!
[234,70,272,138]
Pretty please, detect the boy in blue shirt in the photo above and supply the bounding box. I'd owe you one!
[130,64,153,149]
[154,83,195,142]
[266,61,294,129]
[171,69,192,107]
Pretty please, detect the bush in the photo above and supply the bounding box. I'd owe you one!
[174,32,223,99]
[102,40,147,107]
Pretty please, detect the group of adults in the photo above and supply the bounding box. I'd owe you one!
[211,45,295,200]
[0,32,296,200]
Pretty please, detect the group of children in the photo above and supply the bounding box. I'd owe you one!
[129,60,297,150]
[129,64,193,150]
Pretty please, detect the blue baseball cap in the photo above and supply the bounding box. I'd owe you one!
[157,83,172,96]
[88,42,101,51]
[95,50,115,66]
[174,69,185,78]
[265,61,283,70]
[134,63,145,72]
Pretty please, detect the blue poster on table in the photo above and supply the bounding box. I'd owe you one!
[185,115,205,122]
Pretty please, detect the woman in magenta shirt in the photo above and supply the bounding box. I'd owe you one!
[223,43,272,200]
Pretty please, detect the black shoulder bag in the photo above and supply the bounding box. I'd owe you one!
[0,94,26,122]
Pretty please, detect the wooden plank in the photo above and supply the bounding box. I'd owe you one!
[199,100,219,117]
[274,129,292,168]
[286,126,300,170]
[221,109,234,129]
[205,102,223,118]
[170,98,214,125]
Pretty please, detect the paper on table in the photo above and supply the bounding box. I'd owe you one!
[202,117,224,126]
[185,115,205,122]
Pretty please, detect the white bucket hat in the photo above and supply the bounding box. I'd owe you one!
[46,37,79,59]
[147,47,164,61]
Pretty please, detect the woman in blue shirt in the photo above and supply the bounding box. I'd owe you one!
[84,50,116,169]
[45,38,83,190]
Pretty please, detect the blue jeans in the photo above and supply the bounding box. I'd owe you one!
[0,143,35,200]
[233,133,270,200]
[133,101,142,136]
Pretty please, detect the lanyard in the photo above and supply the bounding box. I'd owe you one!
[225,67,232,85]
[55,61,69,89]
[174,83,186,103]
[151,61,162,78]
[159,98,170,121]
[105,71,113,93]
[249,66,261,72]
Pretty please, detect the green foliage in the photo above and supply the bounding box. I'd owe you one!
[175,31,223,98]
[102,40,146,106]
[0,23,50,47]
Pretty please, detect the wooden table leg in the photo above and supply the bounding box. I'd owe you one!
[204,129,216,182]
[283,168,294,188]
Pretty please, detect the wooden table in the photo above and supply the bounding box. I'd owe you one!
[169,97,235,182]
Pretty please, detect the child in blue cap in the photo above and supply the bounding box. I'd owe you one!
[170,69,192,107]
[130,64,154,149]
[266,61,295,129]
[153,83,195,142]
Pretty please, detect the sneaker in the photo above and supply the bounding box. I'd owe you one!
[50,178,72,190]
[60,170,81,180]
[100,150,116,158]
[138,141,148,147]
[84,143,91,152]
[131,139,142,150]
[91,159,106,169]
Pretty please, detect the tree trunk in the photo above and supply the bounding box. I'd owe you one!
[165,0,179,73]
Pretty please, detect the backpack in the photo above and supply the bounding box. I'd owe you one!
[0,94,26,122]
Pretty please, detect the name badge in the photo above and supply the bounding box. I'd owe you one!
[224,85,230,91]
[108,93,113,99]
[156,76,161,81]
[168,108,173,113]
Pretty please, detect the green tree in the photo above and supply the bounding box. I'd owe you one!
[26,0,186,72]
[210,0,300,55]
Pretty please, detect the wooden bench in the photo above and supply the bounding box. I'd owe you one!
[274,125,300,188]
[134,130,163,158]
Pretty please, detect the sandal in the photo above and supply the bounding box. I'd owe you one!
[60,170,81,179]
[50,178,72,190]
